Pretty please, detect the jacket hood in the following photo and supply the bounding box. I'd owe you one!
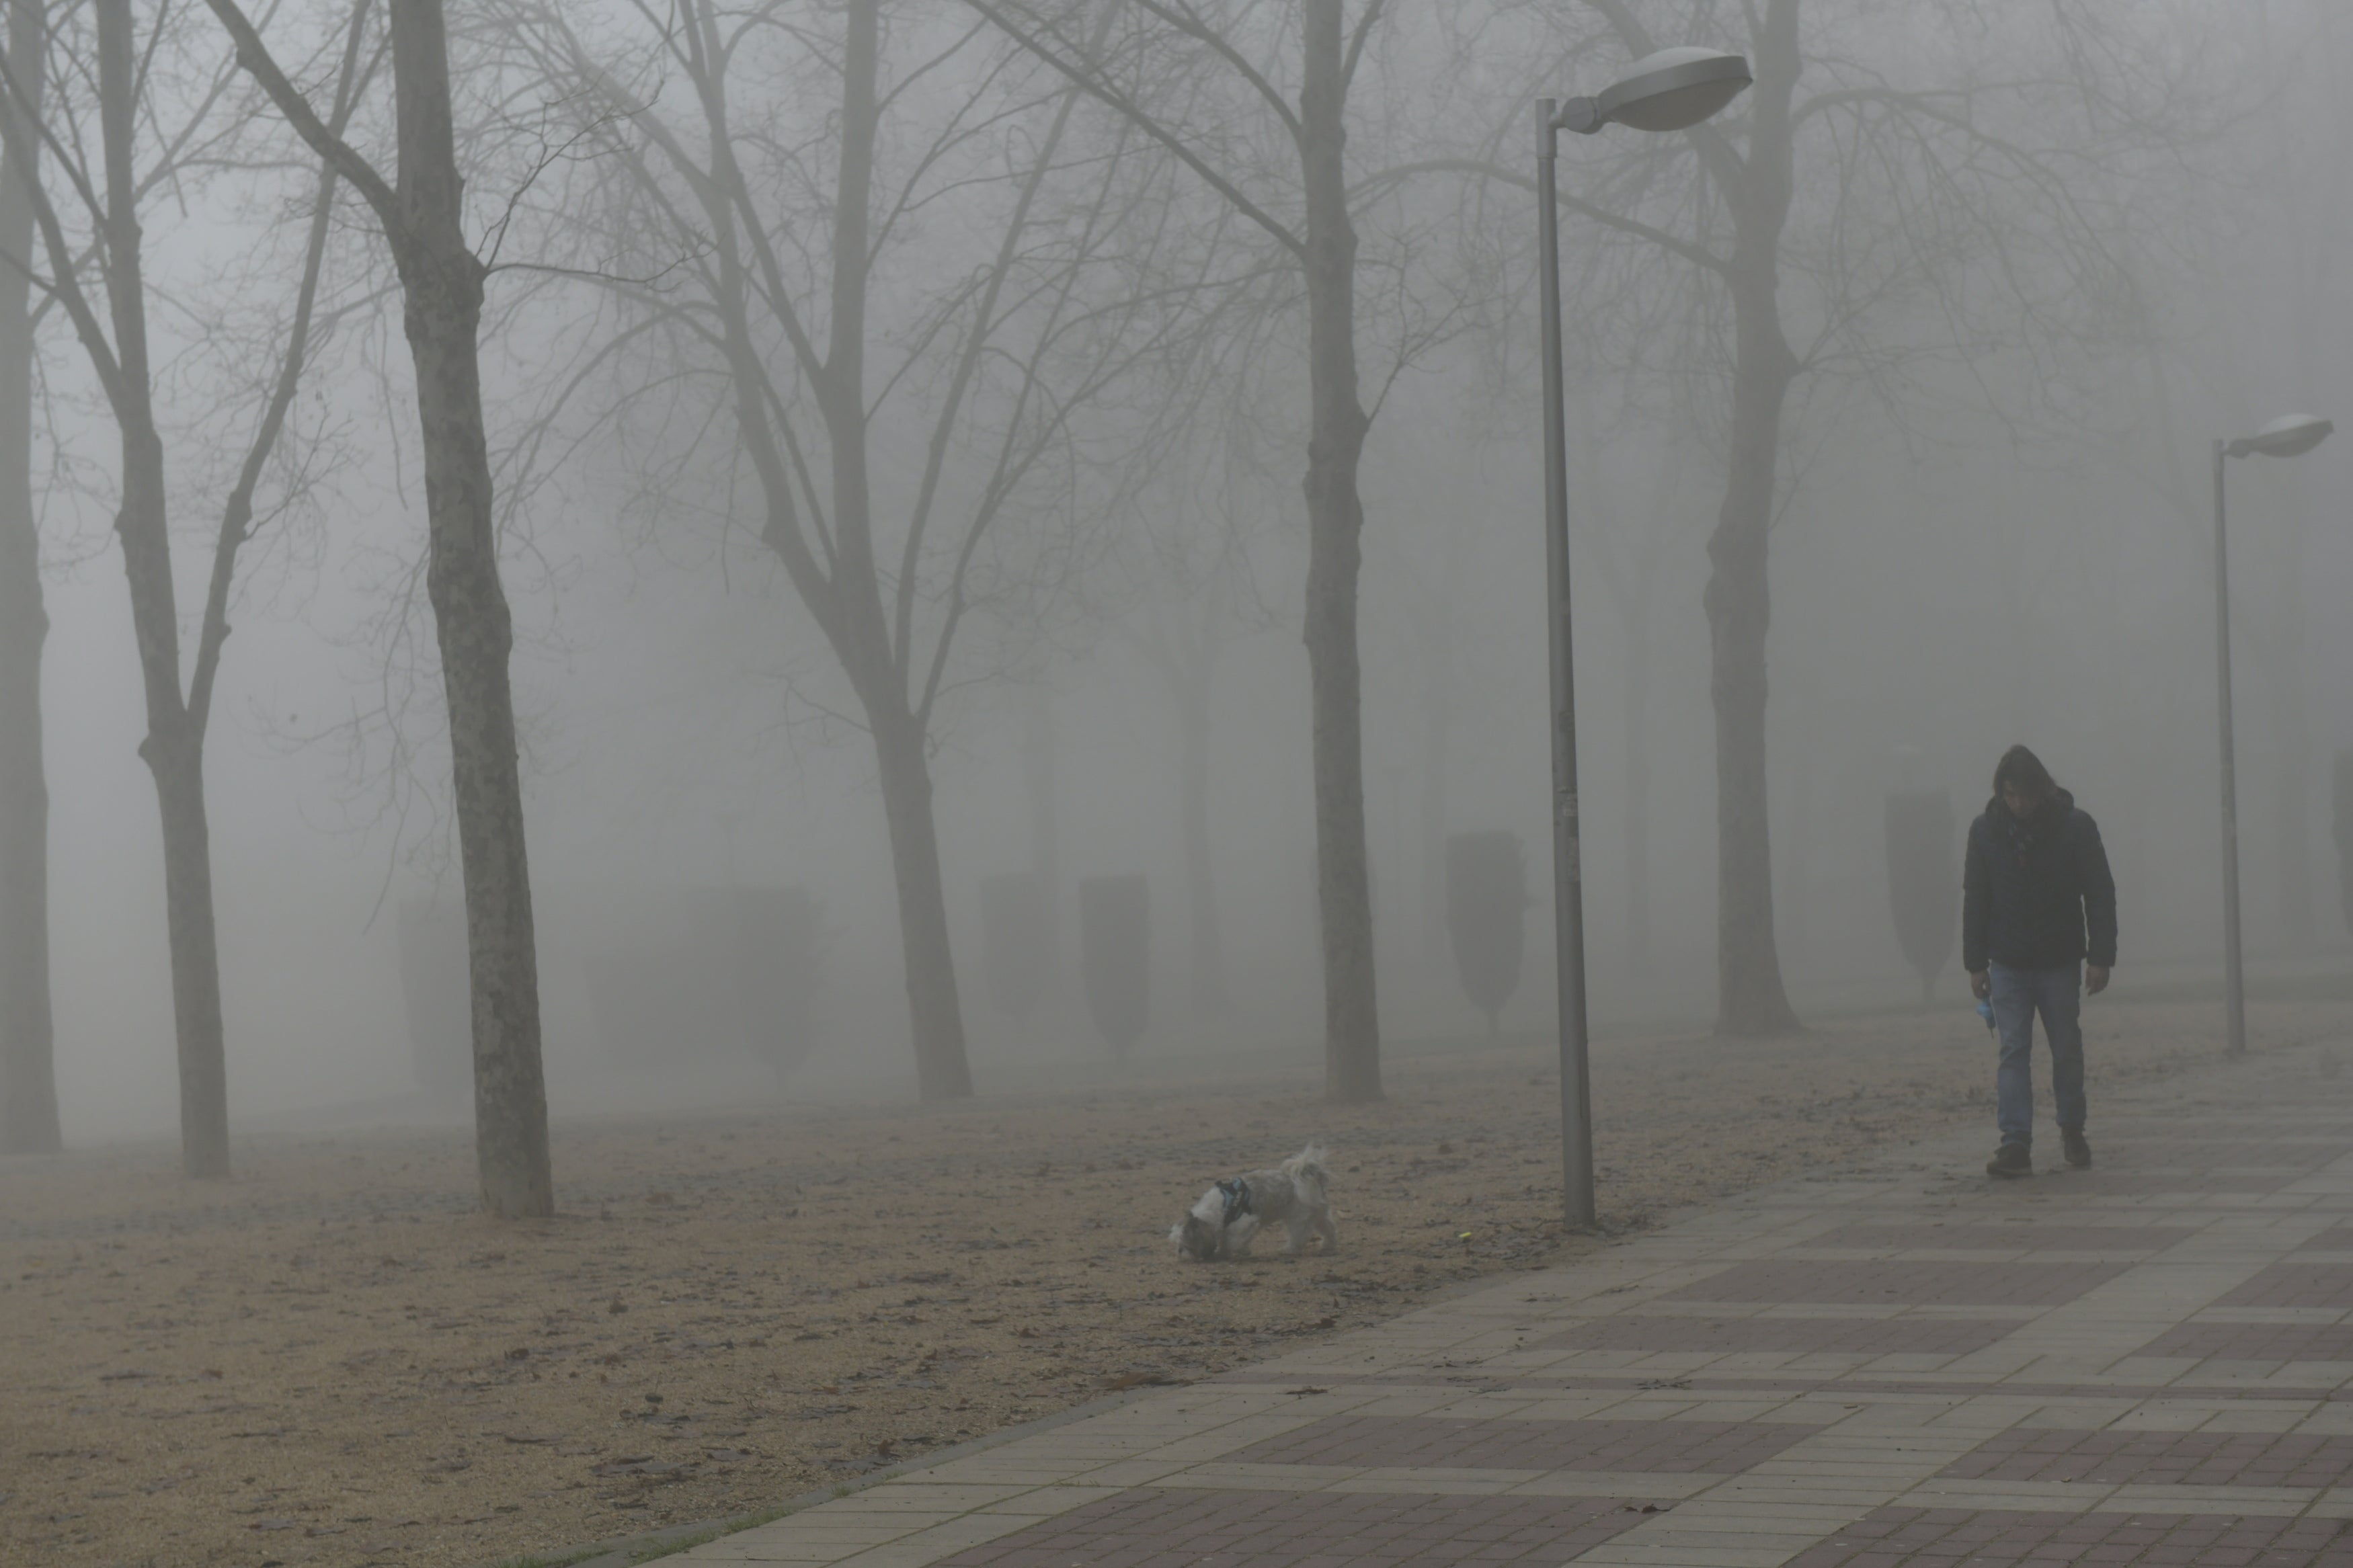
[1984,786,2075,823]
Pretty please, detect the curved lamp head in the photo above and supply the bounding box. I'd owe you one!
[2226,413,2334,460]
[1558,47,1752,135]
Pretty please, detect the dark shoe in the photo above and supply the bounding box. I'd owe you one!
[1986,1143,2032,1179]
[2062,1128,2091,1169]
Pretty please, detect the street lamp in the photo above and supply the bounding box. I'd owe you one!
[2211,413,2333,1058]
[1538,48,1751,1229]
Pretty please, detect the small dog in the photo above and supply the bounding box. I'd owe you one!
[1171,1145,1338,1262]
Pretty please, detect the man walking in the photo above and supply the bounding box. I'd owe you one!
[1964,745,2117,1178]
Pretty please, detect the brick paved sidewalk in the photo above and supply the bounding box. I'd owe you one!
[665,1038,2353,1567]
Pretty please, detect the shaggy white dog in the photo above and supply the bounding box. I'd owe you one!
[1170,1146,1338,1262]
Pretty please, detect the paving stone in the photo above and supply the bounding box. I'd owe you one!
[927,1487,1665,1567]
[2292,1227,2353,1251]
[1225,1415,1815,1475]
[1800,1225,2195,1254]
[1941,1426,2353,1488]
[2145,1319,2353,1363]
[2215,1263,2353,1311]
[1538,1315,2020,1358]
[1663,1260,2132,1309]
[1780,1505,2353,1566]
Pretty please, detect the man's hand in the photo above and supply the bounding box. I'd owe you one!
[1970,969,1991,1001]
[2085,965,2110,996]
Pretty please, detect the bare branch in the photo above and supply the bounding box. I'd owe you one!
[188,0,366,731]
[200,0,401,238]
[1133,0,1300,146]
[964,0,1304,258]
[1355,156,1732,278]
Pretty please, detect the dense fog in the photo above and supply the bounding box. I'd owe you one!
[5,0,2351,1153]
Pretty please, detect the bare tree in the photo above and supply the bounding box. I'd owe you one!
[1414,0,2206,1032]
[0,0,53,1155]
[1577,402,1698,982]
[1105,261,1289,1022]
[2240,0,2350,954]
[205,0,553,1216]
[503,1,1229,1101]
[969,0,1412,1100]
[1021,684,1063,998]
[0,0,356,1174]
[1127,491,1279,1018]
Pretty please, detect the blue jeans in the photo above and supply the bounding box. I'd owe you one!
[1990,962,2085,1149]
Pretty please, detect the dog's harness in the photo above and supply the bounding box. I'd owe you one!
[1215,1178,1252,1225]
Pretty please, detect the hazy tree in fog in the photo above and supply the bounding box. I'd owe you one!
[510,1,1223,1102]
[208,0,554,1218]
[1555,382,1693,981]
[0,0,54,1153]
[0,0,356,1174]
[1078,872,1150,1058]
[1445,829,1525,1035]
[972,0,1437,1102]
[1021,686,1062,995]
[1442,0,2200,1032]
[2099,7,2349,961]
[1884,788,1958,1002]
[1127,485,1275,1018]
[1114,285,1290,1020]
[2233,1,2349,955]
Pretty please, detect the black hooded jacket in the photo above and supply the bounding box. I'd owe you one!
[1962,788,2117,973]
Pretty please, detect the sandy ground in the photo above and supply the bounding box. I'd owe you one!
[4,994,2349,1568]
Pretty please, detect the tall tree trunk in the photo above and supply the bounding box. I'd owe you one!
[390,0,551,1217]
[1298,0,1379,1101]
[1706,345,1800,1036]
[1620,552,1654,977]
[1416,674,1449,974]
[0,0,56,1155]
[1779,737,1812,971]
[1023,683,1060,986]
[2270,659,2311,954]
[832,0,970,1100]
[873,706,973,1101]
[146,737,228,1172]
[1176,675,1227,1014]
[96,1,235,1173]
[200,0,552,1210]
[2259,0,2319,958]
[1707,0,1802,1036]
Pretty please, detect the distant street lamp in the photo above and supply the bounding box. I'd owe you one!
[1538,48,1751,1229]
[2212,413,2334,1058]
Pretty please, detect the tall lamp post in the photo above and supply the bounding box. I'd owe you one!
[1538,48,1751,1229]
[2212,413,2333,1057]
